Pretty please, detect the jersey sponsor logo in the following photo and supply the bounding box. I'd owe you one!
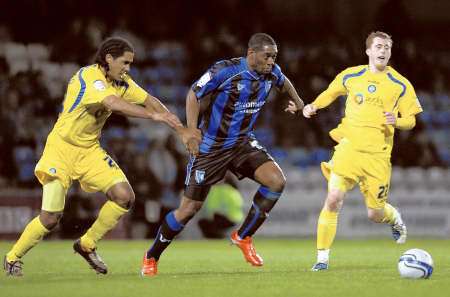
[234,101,265,114]
[368,84,377,93]
[195,170,206,184]
[365,96,383,107]
[237,83,245,91]
[93,80,106,91]
[197,72,212,88]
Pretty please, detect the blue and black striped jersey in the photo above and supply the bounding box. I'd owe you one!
[192,57,285,153]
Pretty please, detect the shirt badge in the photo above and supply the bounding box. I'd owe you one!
[354,93,364,105]
[197,72,212,88]
[93,80,106,91]
[195,170,206,184]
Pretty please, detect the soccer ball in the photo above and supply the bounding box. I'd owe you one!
[398,248,433,279]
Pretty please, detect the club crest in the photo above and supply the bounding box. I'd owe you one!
[354,93,364,105]
[195,170,206,184]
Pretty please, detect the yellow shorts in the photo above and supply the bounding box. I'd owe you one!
[321,140,391,209]
[35,133,128,194]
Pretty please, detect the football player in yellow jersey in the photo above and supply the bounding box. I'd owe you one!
[303,32,423,271]
[4,37,200,276]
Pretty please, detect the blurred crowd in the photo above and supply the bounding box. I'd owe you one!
[0,0,449,194]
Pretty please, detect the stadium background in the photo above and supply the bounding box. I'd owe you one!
[0,0,449,240]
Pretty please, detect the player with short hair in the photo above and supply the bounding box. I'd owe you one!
[141,32,304,276]
[3,36,200,276]
[303,31,423,271]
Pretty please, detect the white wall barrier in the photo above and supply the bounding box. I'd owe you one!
[1,167,449,239]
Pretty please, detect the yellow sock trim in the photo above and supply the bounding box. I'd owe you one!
[7,216,49,261]
[317,208,339,250]
[381,203,396,224]
[80,201,128,250]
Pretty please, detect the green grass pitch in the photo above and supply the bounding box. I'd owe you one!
[1,239,449,297]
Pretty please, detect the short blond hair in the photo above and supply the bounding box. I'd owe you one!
[365,31,393,49]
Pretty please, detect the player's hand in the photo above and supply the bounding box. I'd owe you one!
[302,104,317,118]
[284,100,303,114]
[384,112,396,125]
[186,137,200,156]
[152,112,182,128]
[176,127,202,156]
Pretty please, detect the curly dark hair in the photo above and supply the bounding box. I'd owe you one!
[94,37,134,70]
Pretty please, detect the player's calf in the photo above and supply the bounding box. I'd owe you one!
[144,211,186,263]
[238,186,282,239]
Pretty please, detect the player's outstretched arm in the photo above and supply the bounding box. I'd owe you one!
[142,95,183,129]
[102,95,181,128]
[281,77,304,114]
[142,94,202,151]
[103,95,155,119]
[303,70,347,119]
[143,94,172,115]
[103,94,201,152]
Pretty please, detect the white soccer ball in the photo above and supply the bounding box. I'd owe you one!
[398,248,434,279]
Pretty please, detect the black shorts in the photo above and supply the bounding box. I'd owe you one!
[184,139,273,201]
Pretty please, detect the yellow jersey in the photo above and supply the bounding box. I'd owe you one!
[313,65,423,155]
[50,64,148,148]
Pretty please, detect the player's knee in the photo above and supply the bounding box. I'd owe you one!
[367,209,384,223]
[126,190,136,207]
[39,211,62,230]
[109,184,135,209]
[264,172,286,193]
[114,192,135,209]
[325,191,344,211]
[274,173,286,192]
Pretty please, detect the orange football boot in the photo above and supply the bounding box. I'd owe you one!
[141,255,158,276]
[230,231,263,266]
